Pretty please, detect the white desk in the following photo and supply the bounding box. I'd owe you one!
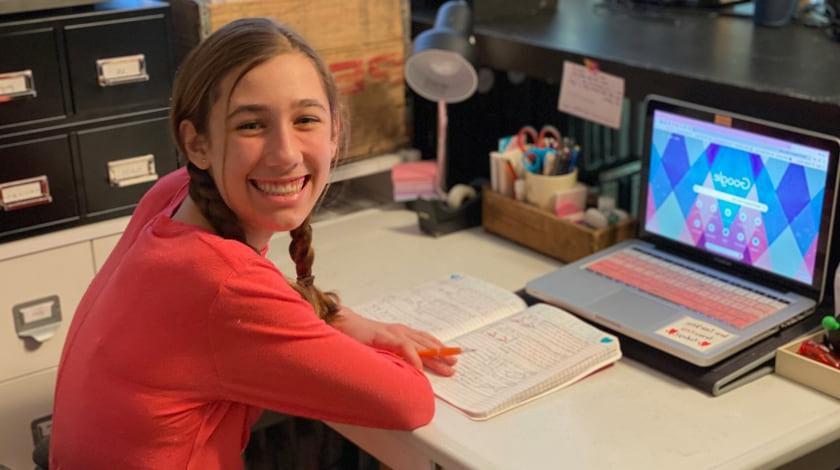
[267,207,840,470]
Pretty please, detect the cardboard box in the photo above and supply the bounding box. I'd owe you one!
[482,189,636,263]
[169,0,410,162]
[775,332,840,399]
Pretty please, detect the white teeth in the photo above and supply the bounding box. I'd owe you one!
[254,178,304,196]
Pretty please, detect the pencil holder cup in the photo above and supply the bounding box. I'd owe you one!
[525,168,578,211]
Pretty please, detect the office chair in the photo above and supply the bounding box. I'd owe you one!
[33,435,49,470]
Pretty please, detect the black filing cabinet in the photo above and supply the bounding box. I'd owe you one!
[77,116,176,215]
[0,0,177,241]
[0,28,65,127]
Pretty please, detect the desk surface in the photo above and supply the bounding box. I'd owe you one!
[268,207,840,470]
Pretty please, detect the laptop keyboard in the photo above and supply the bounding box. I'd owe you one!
[584,248,789,329]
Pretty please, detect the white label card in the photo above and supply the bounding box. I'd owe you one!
[656,317,737,352]
[110,155,154,181]
[558,61,625,129]
[1,181,43,204]
[19,300,55,324]
[0,76,27,96]
[101,58,142,80]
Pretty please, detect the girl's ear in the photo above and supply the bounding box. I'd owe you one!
[179,120,211,170]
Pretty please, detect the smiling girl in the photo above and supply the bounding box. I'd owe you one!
[51,18,452,469]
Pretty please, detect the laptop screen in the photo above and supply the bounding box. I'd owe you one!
[644,106,834,287]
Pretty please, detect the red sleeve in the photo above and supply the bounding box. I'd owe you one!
[208,261,435,430]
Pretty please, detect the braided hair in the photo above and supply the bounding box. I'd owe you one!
[171,18,347,321]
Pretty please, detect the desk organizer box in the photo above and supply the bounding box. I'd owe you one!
[482,188,636,263]
[775,332,840,399]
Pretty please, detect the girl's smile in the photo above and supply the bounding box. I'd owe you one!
[250,175,310,200]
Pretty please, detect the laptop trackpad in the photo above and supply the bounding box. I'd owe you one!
[587,290,678,330]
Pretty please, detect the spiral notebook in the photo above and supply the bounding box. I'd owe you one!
[354,274,622,420]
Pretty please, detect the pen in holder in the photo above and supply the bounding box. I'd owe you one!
[525,167,578,211]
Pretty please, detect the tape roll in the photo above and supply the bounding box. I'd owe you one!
[447,184,477,209]
[583,208,609,229]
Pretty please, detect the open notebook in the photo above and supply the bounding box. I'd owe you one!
[354,274,622,420]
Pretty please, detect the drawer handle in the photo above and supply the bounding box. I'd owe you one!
[0,175,52,211]
[0,69,37,101]
[108,154,158,187]
[13,295,62,343]
[96,54,149,87]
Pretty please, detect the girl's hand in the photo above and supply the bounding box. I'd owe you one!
[332,307,456,376]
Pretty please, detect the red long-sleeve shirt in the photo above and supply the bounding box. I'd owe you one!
[51,168,434,469]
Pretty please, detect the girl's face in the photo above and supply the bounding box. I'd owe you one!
[194,52,336,248]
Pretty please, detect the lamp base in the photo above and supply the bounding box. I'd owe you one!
[413,193,482,237]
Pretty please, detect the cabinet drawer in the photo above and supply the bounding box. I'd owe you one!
[0,27,65,127]
[0,134,79,238]
[77,116,177,215]
[0,368,55,470]
[0,242,94,383]
[92,232,121,272]
[64,14,171,115]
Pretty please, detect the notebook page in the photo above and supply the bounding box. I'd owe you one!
[354,274,527,341]
[428,303,620,419]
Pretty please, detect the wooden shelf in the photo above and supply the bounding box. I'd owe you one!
[330,148,420,183]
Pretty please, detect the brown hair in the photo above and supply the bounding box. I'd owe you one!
[170,18,347,322]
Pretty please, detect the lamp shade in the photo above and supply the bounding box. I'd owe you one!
[405,0,478,103]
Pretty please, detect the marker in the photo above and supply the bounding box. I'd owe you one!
[417,347,476,358]
[569,145,581,171]
[822,316,840,353]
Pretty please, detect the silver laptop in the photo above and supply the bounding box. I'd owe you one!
[527,95,840,366]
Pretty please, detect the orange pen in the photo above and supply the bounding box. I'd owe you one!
[417,347,475,358]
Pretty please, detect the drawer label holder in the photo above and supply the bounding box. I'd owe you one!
[108,154,158,187]
[13,295,62,343]
[97,54,149,87]
[0,69,36,101]
[0,175,52,211]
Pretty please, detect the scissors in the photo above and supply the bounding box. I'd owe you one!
[517,125,562,174]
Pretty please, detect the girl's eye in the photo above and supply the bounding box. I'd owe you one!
[297,115,321,126]
[236,121,262,131]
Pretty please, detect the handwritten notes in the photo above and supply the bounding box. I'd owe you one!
[558,60,625,129]
[355,275,526,341]
[353,275,622,420]
[428,304,620,418]
[656,317,737,352]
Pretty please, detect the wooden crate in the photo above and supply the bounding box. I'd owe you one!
[168,0,410,162]
[482,189,636,263]
[775,331,840,399]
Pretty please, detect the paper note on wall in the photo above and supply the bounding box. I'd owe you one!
[557,60,625,129]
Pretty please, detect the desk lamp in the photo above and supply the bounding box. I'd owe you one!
[405,0,480,236]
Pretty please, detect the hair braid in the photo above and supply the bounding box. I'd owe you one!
[186,162,249,246]
[289,217,340,322]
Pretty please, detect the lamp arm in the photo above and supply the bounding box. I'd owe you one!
[436,100,448,198]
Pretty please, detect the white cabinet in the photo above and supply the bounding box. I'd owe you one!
[0,217,126,469]
[0,242,94,383]
[0,368,56,470]
[92,233,121,273]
